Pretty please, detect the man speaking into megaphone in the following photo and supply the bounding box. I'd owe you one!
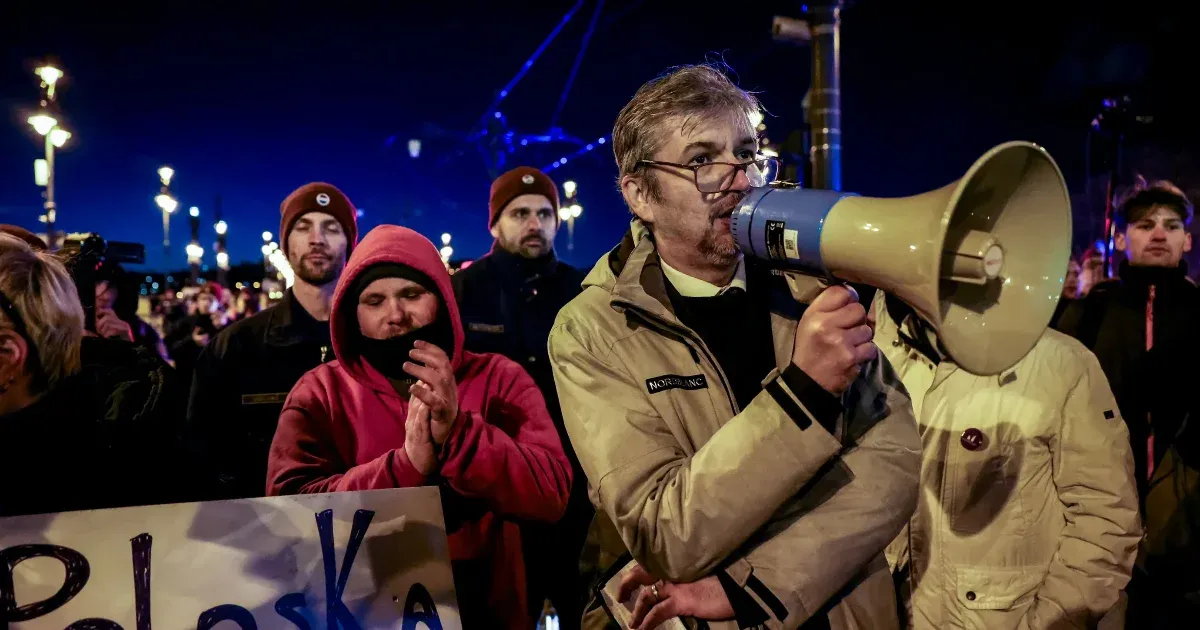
[549,64,921,630]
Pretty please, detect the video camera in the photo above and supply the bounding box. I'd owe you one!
[59,234,146,334]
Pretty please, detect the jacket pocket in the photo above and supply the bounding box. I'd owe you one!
[954,566,1042,611]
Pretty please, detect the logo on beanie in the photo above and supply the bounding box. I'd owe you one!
[521,174,535,185]
[315,192,331,206]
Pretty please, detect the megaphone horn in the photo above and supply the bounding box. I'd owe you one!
[731,141,1072,376]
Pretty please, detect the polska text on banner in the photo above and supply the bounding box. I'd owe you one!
[0,487,460,629]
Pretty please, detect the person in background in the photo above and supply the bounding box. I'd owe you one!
[267,225,572,628]
[873,291,1140,628]
[549,64,919,629]
[96,267,171,362]
[187,182,358,500]
[0,234,189,516]
[1055,179,1200,625]
[234,287,262,322]
[451,166,590,626]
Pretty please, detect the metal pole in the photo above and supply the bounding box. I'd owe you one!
[808,1,843,191]
[163,207,170,254]
[44,134,57,249]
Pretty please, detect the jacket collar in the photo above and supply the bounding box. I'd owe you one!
[588,219,801,373]
[487,242,561,281]
[1118,260,1192,297]
[264,289,327,347]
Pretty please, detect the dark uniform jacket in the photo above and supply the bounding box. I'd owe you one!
[451,247,587,471]
[186,289,334,500]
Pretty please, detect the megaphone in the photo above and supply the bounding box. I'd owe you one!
[731,141,1072,376]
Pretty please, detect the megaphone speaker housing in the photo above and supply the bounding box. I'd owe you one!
[732,141,1072,376]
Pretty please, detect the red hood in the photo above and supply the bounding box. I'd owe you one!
[330,225,464,395]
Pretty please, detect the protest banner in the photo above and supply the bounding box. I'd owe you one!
[0,487,460,629]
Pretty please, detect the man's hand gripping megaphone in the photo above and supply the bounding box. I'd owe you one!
[786,274,877,395]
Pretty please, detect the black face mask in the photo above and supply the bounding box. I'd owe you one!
[357,319,454,381]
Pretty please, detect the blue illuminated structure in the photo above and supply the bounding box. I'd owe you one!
[389,0,613,178]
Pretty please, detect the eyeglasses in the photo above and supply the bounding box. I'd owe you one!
[0,288,39,370]
[637,157,779,193]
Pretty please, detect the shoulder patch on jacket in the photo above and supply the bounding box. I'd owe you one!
[645,374,707,394]
[242,392,289,405]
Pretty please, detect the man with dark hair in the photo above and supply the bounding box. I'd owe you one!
[187,182,358,500]
[1056,179,1200,624]
[452,166,590,626]
[550,64,920,629]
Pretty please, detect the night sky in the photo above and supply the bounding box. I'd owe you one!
[2,1,1195,273]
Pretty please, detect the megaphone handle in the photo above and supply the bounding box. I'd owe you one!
[783,272,832,304]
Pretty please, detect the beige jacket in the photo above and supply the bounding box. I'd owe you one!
[548,221,922,629]
[873,294,1141,629]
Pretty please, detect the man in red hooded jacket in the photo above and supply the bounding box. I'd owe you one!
[266,225,573,628]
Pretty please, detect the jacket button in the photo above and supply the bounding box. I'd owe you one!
[966,591,976,601]
[960,428,985,451]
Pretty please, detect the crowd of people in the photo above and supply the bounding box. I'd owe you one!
[0,63,1197,629]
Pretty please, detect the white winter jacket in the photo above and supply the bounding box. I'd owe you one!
[873,294,1141,629]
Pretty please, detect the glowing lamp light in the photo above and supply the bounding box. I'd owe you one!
[35,66,63,87]
[214,220,228,235]
[441,233,452,246]
[48,128,71,148]
[155,194,178,213]
[186,243,204,259]
[262,231,272,242]
[440,246,454,260]
[158,166,174,185]
[408,139,421,158]
[189,206,200,218]
[261,244,271,255]
[558,207,573,222]
[569,204,583,219]
[563,180,577,197]
[28,114,57,136]
[216,251,230,269]
[748,110,764,129]
[268,248,295,288]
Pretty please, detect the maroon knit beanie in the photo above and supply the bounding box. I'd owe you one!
[280,183,359,256]
[0,225,47,251]
[488,167,560,228]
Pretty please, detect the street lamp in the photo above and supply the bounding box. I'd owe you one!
[262,231,275,279]
[439,233,453,269]
[27,64,70,249]
[187,206,203,281]
[35,66,63,99]
[155,166,177,254]
[559,181,583,252]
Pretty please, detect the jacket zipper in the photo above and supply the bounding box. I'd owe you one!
[618,302,741,414]
[320,345,329,362]
[1145,286,1155,481]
